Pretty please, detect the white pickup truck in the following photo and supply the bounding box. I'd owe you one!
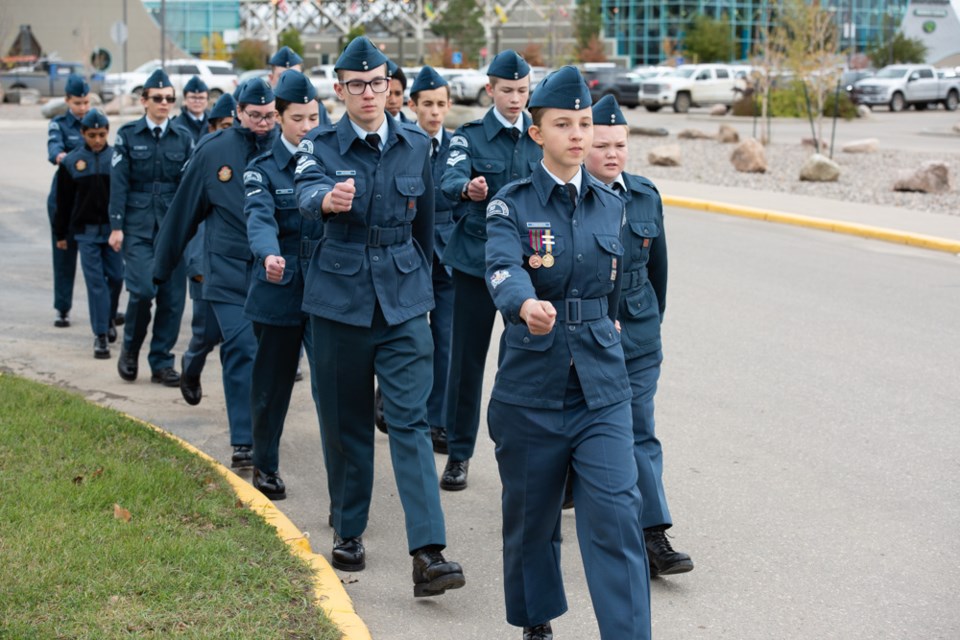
[640,64,741,113]
[851,64,960,112]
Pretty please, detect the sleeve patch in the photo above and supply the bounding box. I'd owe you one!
[49,121,60,131]
[446,152,467,167]
[450,135,468,148]
[297,139,314,155]
[490,269,511,289]
[246,188,263,197]
[486,199,509,218]
[111,152,123,167]
[243,170,263,184]
[294,158,317,175]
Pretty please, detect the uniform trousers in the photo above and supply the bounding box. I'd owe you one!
[628,349,672,529]
[209,301,255,447]
[311,306,446,553]
[75,224,123,336]
[488,367,650,639]
[182,280,222,379]
[251,319,320,474]
[48,185,78,315]
[121,234,185,372]
[427,253,455,429]
[444,269,499,461]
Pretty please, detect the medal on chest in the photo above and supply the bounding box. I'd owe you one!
[526,222,554,269]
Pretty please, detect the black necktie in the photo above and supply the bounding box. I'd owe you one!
[566,183,578,208]
[153,126,162,142]
[365,133,381,152]
[507,128,520,142]
[431,138,439,157]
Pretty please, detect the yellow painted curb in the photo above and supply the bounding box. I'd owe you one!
[125,414,371,640]
[663,195,960,255]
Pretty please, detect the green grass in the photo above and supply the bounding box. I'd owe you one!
[0,374,341,640]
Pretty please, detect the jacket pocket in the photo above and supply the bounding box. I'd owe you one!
[314,244,364,310]
[594,233,623,284]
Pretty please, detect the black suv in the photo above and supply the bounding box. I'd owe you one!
[581,68,641,108]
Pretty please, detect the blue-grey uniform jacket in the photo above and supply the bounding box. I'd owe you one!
[53,144,112,240]
[430,129,461,259]
[617,173,667,360]
[47,110,84,165]
[439,109,542,277]
[485,164,630,411]
[109,118,193,239]
[152,125,277,303]
[243,135,323,326]
[294,115,435,328]
[171,111,209,143]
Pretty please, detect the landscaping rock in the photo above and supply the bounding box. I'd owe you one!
[717,124,740,143]
[893,162,951,194]
[709,104,728,116]
[6,88,41,105]
[856,104,872,119]
[730,138,767,173]
[801,137,830,155]
[648,144,681,167]
[678,128,715,140]
[841,138,879,154]
[631,126,670,137]
[799,153,841,182]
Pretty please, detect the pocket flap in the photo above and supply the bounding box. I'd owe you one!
[318,246,364,275]
[392,244,423,274]
[589,320,621,348]
[623,288,651,318]
[505,324,556,352]
[628,220,660,238]
[127,192,151,209]
[473,157,505,173]
[594,233,624,256]
[395,175,426,197]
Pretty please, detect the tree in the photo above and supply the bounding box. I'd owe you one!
[431,0,484,67]
[574,0,603,55]
[579,35,608,63]
[278,27,305,58]
[683,15,735,63]
[234,39,270,71]
[200,33,231,61]
[866,31,928,68]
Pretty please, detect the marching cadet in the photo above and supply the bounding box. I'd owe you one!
[170,76,209,143]
[53,109,123,359]
[109,68,192,387]
[437,50,542,490]
[385,60,412,124]
[585,94,694,579]
[153,78,278,469]
[407,65,459,450]
[268,46,303,86]
[178,94,236,406]
[242,69,323,500]
[46,73,91,328]
[295,36,465,597]
[484,66,650,640]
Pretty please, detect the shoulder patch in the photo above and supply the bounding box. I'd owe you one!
[489,269,511,289]
[486,199,509,218]
[111,151,123,167]
[49,121,60,131]
[446,151,467,167]
[450,135,468,148]
[298,139,314,155]
[243,170,263,184]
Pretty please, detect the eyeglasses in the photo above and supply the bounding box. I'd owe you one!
[185,94,208,101]
[342,77,390,96]
[149,95,177,104]
[243,110,277,124]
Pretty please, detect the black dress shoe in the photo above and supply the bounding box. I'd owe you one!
[113,312,125,326]
[117,350,138,381]
[253,468,286,500]
[645,528,694,578]
[412,546,465,597]
[332,534,365,571]
[231,446,253,469]
[374,386,387,433]
[523,622,553,640]
[151,367,181,387]
[440,459,469,491]
[107,320,118,343]
[54,311,70,328]
[180,372,202,405]
[430,426,448,454]
[93,334,110,359]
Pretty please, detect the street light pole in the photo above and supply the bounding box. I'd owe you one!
[160,0,167,66]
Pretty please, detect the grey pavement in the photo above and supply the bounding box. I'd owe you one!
[2,109,959,639]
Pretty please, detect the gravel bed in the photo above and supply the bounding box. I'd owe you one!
[626,135,960,216]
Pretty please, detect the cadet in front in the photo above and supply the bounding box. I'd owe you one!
[484,67,650,640]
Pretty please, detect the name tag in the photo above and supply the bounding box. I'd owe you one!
[335,170,356,176]
[275,188,294,195]
[526,222,551,229]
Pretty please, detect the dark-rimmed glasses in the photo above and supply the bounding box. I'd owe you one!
[342,77,390,95]
[243,109,277,124]
[149,95,177,104]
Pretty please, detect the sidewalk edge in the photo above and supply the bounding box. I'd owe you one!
[125,413,371,640]
[663,195,960,255]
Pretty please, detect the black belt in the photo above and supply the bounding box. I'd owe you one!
[548,297,608,324]
[323,223,412,247]
[280,236,320,258]
[622,268,648,291]
[130,181,177,195]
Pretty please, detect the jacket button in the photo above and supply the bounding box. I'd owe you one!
[372,255,380,262]
[522,337,530,344]
[576,254,584,262]
[375,194,382,200]
[334,262,341,269]
[571,289,579,296]
[568,325,576,332]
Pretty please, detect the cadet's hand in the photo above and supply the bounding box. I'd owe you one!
[520,298,556,336]
[191,274,204,283]
[55,152,67,165]
[465,176,488,202]
[55,239,68,250]
[615,319,621,333]
[264,255,285,283]
[323,178,355,214]
[109,230,123,252]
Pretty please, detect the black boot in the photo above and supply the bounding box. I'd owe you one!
[412,546,465,597]
[231,446,253,469]
[93,334,110,359]
[645,527,694,577]
[332,534,365,571]
[440,459,469,491]
[523,622,553,640]
[253,468,286,500]
[117,349,138,381]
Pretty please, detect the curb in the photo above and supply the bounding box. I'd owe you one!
[663,195,960,255]
[125,413,371,640]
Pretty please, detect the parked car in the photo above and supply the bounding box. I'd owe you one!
[581,67,641,108]
[308,64,337,100]
[1,59,103,101]
[449,68,491,106]
[101,59,237,101]
[641,64,741,113]
[850,64,960,112]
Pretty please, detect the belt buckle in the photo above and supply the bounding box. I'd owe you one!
[367,226,381,247]
[565,298,582,324]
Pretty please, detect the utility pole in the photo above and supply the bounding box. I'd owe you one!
[160,0,167,66]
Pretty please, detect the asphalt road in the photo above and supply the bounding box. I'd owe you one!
[2,117,959,639]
